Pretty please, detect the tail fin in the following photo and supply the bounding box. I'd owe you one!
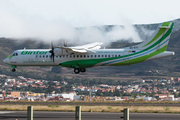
[132,22,174,51]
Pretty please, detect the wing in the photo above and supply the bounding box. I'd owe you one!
[75,42,103,49]
[56,42,103,54]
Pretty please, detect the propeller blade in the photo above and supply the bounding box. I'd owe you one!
[49,42,55,63]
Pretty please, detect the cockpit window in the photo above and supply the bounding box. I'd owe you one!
[12,53,18,56]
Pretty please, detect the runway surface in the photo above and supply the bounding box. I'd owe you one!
[0,111,180,120]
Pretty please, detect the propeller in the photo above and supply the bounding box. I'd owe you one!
[63,41,68,52]
[63,40,67,47]
[49,42,55,63]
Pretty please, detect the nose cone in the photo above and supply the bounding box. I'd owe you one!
[3,58,7,63]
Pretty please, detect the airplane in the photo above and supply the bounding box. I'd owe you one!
[3,22,174,74]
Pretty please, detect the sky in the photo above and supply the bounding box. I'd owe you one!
[0,0,179,45]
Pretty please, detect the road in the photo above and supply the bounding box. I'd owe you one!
[0,111,180,120]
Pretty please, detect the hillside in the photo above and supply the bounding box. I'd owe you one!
[0,19,180,80]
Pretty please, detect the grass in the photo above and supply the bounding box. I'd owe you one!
[1,100,180,104]
[0,105,180,113]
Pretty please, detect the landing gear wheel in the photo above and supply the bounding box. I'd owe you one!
[80,68,86,72]
[74,68,80,74]
[12,68,16,72]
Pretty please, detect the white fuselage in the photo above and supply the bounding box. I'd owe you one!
[4,48,138,66]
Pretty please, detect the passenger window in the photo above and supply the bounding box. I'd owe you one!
[56,56,58,58]
[73,55,75,58]
[39,55,41,58]
[87,55,89,58]
[77,55,79,58]
[43,55,45,58]
[119,55,121,57]
[36,55,38,58]
[98,55,100,57]
[84,55,86,58]
[108,55,110,57]
[105,55,107,57]
[66,55,68,58]
[80,55,82,58]
[91,55,93,58]
[102,55,104,57]
[60,56,61,58]
[46,55,48,58]
[115,55,117,57]
[112,55,114,57]
[94,55,96,57]
[16,53,18,56]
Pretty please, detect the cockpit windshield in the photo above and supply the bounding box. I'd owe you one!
[12,52,18,56]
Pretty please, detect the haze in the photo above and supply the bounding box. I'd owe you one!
[0,0,179,45]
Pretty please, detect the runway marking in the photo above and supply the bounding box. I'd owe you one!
[0,111,15,114]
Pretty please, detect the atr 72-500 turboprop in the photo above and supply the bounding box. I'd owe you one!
[3,22,174,74]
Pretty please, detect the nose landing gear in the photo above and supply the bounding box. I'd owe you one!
[11,65,16,72]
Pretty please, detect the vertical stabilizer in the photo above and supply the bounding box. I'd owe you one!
[132,22,174,51]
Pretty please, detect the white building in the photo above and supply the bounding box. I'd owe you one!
[60,93,74,100]
[5,79,15,83]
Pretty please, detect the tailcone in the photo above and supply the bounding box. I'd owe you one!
[145,51,174,61]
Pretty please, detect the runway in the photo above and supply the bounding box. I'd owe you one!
[0,111,180,120]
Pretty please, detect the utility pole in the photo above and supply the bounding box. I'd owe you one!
[89,91,91,101]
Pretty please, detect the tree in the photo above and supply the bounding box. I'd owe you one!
[174,93,179,98]
[47,81,53,94]
[96,90,103,96]
[113,89,120,96]
[28,84,32,91]
[60,86,66,93]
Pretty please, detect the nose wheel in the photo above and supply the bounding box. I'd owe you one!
[11,65,16,72]
[12,68,16,72]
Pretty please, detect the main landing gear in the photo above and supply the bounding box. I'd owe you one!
[74,67,86,74]
[11,65,16,72]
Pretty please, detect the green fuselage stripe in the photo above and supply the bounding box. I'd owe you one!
[143,28,166,47]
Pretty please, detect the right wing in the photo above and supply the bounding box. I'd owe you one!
[56,42,103,54]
